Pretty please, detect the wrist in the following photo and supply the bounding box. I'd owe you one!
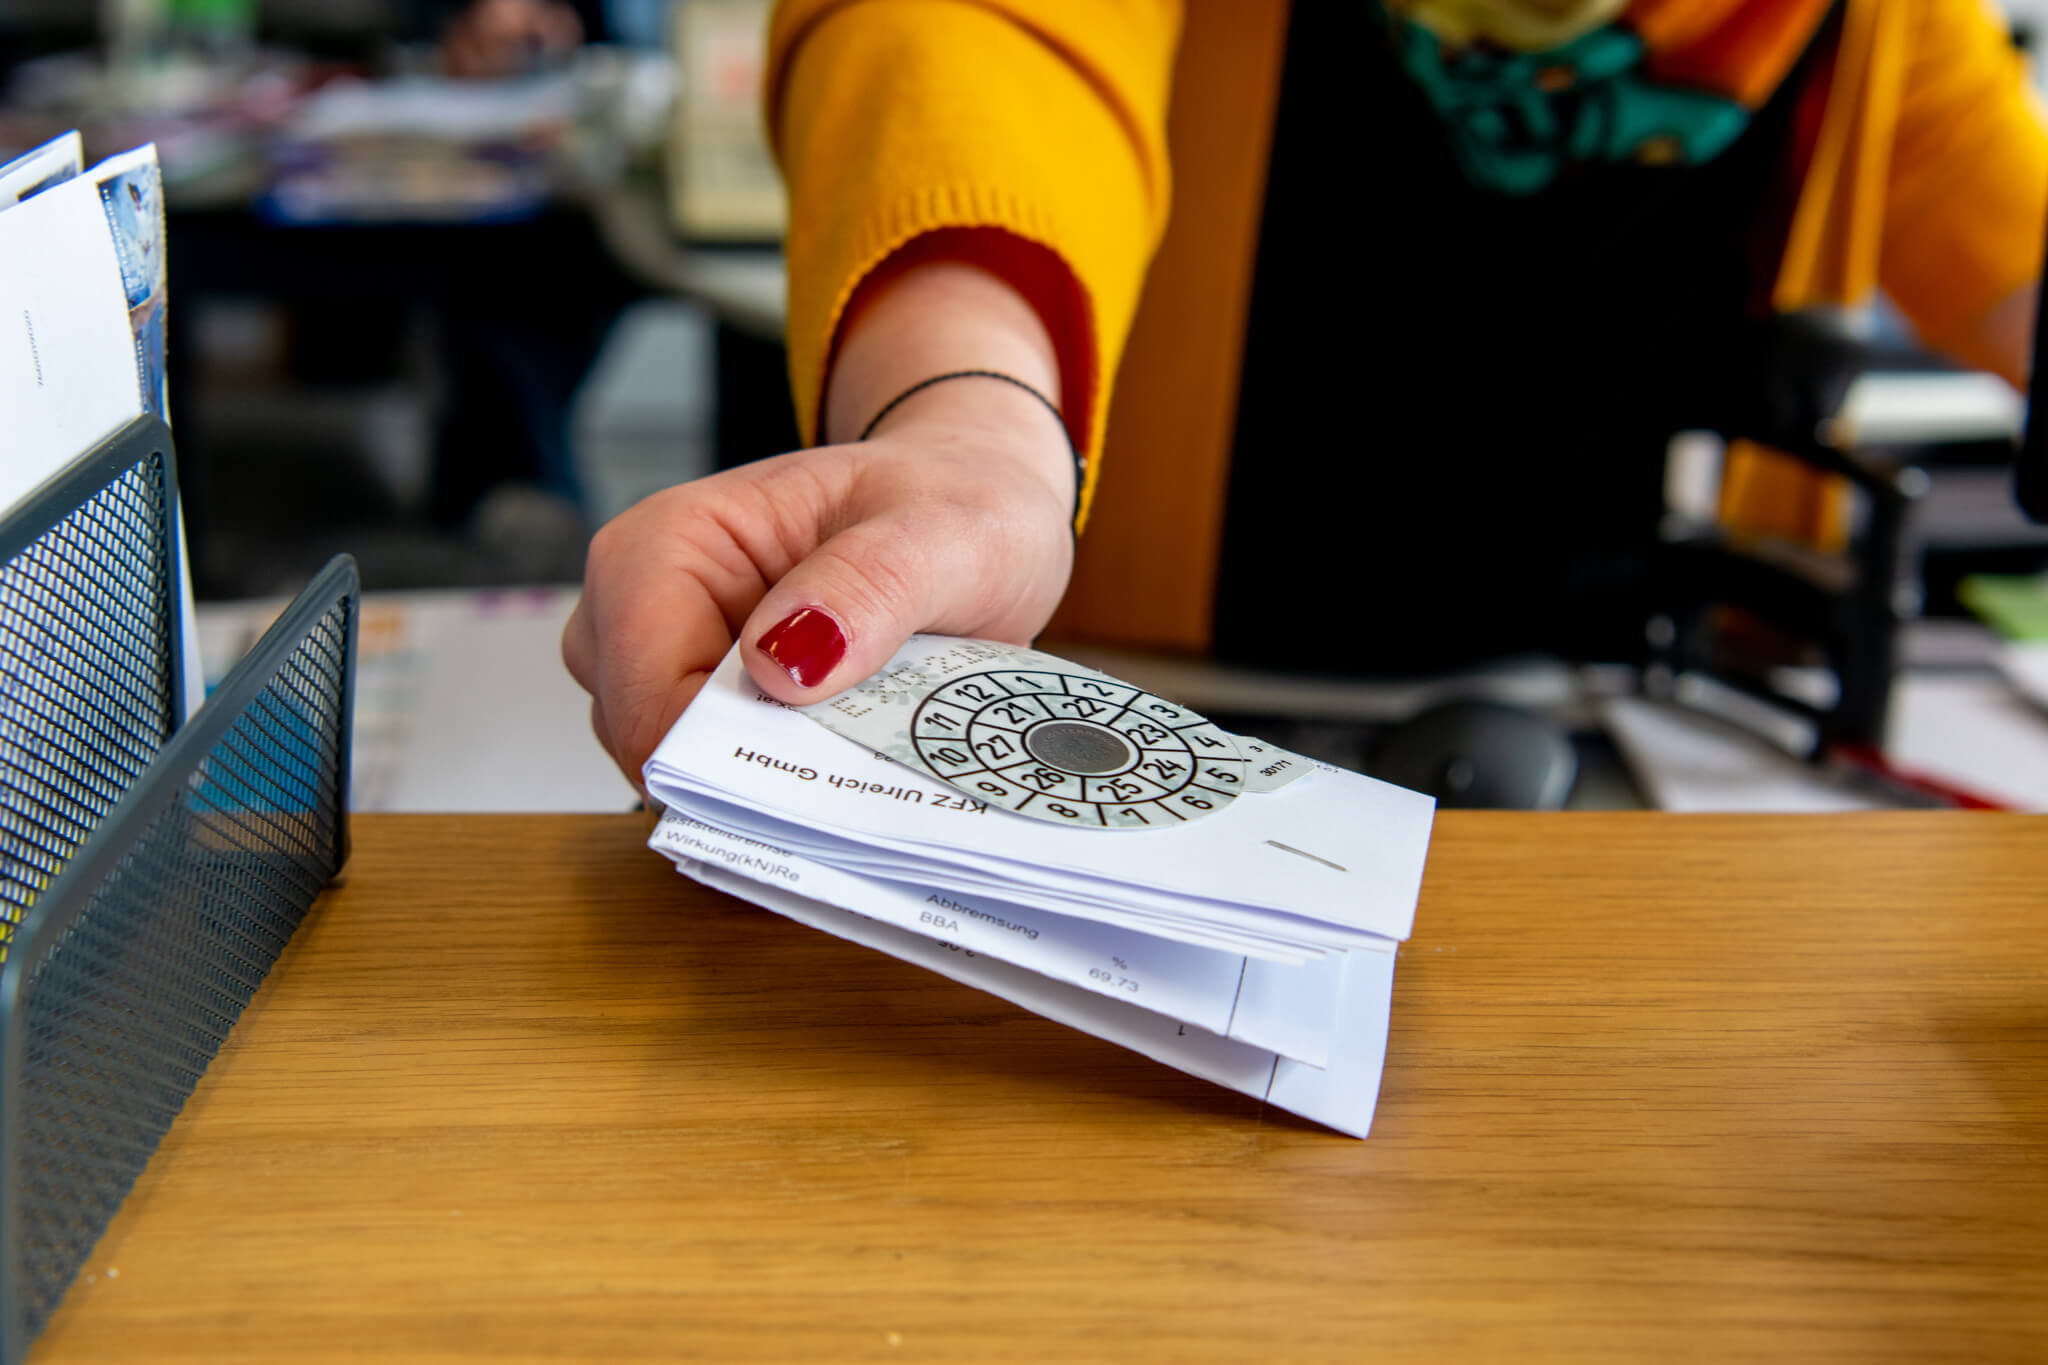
[863,375,1079,517]
[824,260,1065,447]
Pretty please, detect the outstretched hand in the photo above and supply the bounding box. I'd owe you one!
[562,379,1075,788]
[565,255,1080,789]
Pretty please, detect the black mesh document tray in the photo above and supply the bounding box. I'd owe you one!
[0,539,358,1362]
[0,417,186,958]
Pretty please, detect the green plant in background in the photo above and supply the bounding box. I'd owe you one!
[169,0,256,50]
[1961,574,2048,641]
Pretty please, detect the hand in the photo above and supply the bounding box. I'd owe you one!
[565,253,1078,788]
[441,0,583,79]
[562,382,1076,788]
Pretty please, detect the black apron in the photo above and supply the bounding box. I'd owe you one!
[1213,1,1829,674]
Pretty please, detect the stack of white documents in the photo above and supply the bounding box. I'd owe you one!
[1,132,204,715]
[645,636,1437,1137]
[2,133,168,502]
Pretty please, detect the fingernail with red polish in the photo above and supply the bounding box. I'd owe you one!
[757,607,847,688]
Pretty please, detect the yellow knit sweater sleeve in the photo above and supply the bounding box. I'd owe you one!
[765,0,1181,517]
[1879,0,2048,353]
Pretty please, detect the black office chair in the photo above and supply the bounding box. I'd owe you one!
[2019,273,2048,524]
[1650,305,2044,760]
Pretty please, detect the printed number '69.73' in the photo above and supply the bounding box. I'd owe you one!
[1088,968,1139,993]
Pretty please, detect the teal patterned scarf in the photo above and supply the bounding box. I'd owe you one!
[1381,6,1751,194]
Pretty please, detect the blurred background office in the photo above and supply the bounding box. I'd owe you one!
[2,0,2043,604]
[1,0,2043,813]
[0,0,781,599]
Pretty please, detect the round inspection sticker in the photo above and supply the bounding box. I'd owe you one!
[907,668,1248,829]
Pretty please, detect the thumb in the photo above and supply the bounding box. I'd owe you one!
[738,509,1029,705]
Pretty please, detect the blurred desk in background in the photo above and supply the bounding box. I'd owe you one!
[1062,617,2048,813]
[198,580,2045,818]
[0,50,768,586]
[197,585,635,813]
[582,170,784,340]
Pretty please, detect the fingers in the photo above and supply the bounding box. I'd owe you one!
[737,495,1066,705]
[564,509,763,784]
[584,697,647,802]
[738,519,920,705]
[564,584,687,789]
[564,440,1071,786]
[566,455,855,781]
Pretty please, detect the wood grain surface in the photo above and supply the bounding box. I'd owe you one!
[31,812,2048,1363]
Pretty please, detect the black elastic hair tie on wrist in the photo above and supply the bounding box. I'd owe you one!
[857,369,1086,530]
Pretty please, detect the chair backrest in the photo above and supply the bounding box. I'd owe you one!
[2020,257,2048,524]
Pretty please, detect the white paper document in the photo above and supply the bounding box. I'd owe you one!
[644,635,1436,1138]
[0,131,80,208]
[2,134,203,716]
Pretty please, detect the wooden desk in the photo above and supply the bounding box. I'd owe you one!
[33,813,2048,1362]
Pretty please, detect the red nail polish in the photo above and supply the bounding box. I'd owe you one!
[757,607,847,688]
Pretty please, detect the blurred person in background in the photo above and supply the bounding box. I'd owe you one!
[565,0,2048,786]
[407,0,640,534]
[178,0,645,547]
[432,0,593,76]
